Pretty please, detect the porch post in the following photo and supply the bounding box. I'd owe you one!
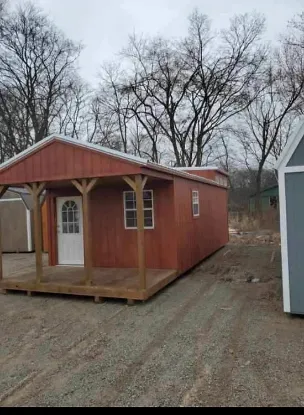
[82,179,93,286]
[71,178,98,286]
[135,175,146,290]
[0,185,8,281]
[24,182,45,284]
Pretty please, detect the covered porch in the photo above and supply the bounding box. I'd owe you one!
[0,174,176,303]
[0,135,178,303]
[0,254,177,301]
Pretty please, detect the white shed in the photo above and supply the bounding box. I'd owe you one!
[0,187,34,252]
[0,187,45,253]
[277,120,304,314]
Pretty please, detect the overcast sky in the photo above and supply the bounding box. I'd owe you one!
[15,0,304,84]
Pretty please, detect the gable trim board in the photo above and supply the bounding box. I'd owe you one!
[175,166,229,177]
[284,166,304,173]
[276,120,304,314]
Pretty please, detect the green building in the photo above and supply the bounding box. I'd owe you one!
[249,185,279,213]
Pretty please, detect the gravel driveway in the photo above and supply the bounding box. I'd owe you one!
[1,245,304,407]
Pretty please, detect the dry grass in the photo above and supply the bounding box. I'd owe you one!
[230,214,260,232]
[229,232,281,246]
[229,210,279,233]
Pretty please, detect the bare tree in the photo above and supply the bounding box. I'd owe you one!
[96,64,133,153]
[119,10,266,167]
[285,13,304,51]
[205,138,236,176]
[55,79,90,139]
[127,107,164,162]
[86,95,123,150]
[237,46,304,213]
[0,3,82,157]
[126,117,166,162]
[271,113,297,161]
[286,13,304,116]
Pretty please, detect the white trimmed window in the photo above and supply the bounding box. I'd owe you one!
[192,190,200,217]
[124,190,154,229]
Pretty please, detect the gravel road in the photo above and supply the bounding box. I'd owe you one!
[1,246,304,407]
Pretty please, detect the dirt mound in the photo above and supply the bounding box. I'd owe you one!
[196,244,282,284]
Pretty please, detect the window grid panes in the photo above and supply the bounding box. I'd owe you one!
[62,200,80,234]
[192,190,200,217]
[124,190,154,229]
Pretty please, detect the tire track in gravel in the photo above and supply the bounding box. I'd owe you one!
[95,278,220,407]
[221,291,288,407]
[1,277,227,406]
[180,289,241,407]
[0,321,66,366]
[0,305,128,407]
[213,295,250,407]
[126,286,237,407]
[112,283,234,407]
[0,372,39,404]
[195,287,268,407]
[244,311,296,407]
[0,299,97,367]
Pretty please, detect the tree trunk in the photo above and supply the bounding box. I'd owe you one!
[255,166,263,218]
[151,141,158,163]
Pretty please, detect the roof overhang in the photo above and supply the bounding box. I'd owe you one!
[175,166,229,177]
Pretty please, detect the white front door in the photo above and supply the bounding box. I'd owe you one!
[57,196,84,265]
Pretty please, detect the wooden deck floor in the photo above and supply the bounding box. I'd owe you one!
[0,264,178,301]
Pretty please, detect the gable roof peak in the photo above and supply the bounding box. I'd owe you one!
[0,134,148,172]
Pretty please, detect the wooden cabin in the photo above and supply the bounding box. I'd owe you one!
[0,135,229,303]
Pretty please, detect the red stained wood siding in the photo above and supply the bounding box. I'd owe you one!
[46,193,57,265]
[173,177,229,273]
[47,181,177,269]
[46,177,227,272]
[0,141,141,184]
[0,136,229,275]
[182,169,227,182]
[42,201,48,252]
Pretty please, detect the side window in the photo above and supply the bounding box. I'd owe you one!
[192,190,200,217]
[124,190,154,229]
